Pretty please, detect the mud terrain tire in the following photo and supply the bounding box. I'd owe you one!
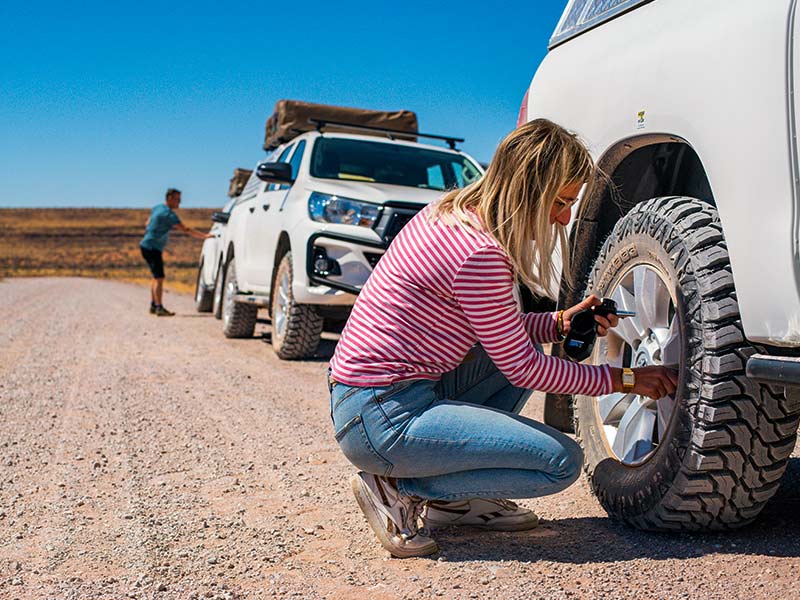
[194,260,214,313]
[575,196,800,530]
[271,252,323,360]
[222,257,257,338]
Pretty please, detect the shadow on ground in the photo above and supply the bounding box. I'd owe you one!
[435,458,800,564]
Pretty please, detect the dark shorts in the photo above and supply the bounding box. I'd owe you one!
[140,245,165,279]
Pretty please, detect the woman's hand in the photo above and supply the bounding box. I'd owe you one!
[608,366,679,400]
[562,294,619,337]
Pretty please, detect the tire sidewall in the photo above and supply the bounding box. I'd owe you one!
[213,260,224,319]
[195,258,205,303]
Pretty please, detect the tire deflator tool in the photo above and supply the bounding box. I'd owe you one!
[563,298,636,362]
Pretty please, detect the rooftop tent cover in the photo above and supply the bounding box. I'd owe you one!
[263,100,418,150]
[228,168,253,198]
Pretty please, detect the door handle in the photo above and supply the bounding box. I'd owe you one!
[262,204,270,211]
[249,206,255,213]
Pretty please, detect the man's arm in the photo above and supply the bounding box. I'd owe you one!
[174,222,214,240]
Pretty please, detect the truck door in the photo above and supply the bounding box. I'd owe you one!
[244,144,295,292]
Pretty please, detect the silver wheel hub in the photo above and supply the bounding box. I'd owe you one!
[274,272,289,338]
[224,274,236,325]
[594,264,681,466]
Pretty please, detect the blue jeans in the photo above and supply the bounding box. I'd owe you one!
[329,346,582,501]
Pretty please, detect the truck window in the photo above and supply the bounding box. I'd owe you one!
[288,140,306,180]
[550,0,651,48]
[310,137,481,191]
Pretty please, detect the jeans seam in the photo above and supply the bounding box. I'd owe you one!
[388,431,554,468]
[356,420,393,477]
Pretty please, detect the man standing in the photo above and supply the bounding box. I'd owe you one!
[140,188,212,316]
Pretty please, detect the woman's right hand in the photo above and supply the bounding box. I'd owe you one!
[609,366,678,400]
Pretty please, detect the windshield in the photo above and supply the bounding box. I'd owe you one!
[310,137,482,190]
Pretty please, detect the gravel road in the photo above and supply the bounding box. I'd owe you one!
[2,277,800,600]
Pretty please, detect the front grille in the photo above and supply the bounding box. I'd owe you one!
[374,203,422,245]
[383,213,415,243]
[364,252,383,269]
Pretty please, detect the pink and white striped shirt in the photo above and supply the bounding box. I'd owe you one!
[330,203,612,396]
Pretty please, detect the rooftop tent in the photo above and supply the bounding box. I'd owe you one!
[263,100,418,151]
[228,168,253,198]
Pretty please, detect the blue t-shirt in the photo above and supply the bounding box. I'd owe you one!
[141,204,181,251]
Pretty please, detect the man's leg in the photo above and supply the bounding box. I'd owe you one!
[154,278,164,306]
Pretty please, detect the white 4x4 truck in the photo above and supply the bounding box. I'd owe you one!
[216,101,482,359]
[520,0,800,530]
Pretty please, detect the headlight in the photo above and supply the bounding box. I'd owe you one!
[308,192,381,228]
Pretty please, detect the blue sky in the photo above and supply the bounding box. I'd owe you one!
[0,1,565,208]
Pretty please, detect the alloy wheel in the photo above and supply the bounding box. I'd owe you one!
[594,264,681,465]
[274,272,290,338]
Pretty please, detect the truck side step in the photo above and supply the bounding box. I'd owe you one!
[232,293,269,307]
[746,354,800,388]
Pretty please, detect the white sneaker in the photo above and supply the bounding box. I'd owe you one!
[350,472,439,558]
[422,498,539,531]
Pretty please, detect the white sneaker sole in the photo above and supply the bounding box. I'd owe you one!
[424,514,539,532]
[350,474,438,558]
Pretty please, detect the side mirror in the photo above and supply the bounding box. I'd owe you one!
[211,211,230,224]
[256,162,294,184]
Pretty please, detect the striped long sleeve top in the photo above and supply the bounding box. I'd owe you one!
[329,203,613,396]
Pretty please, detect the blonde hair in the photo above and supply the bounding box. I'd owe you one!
[429,119,597,296]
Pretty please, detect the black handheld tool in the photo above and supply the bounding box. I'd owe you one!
[563,298,622,362]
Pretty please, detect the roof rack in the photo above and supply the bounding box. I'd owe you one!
[309,118,464,150]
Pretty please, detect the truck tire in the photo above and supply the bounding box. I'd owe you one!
[271,252,323,360]
[194,259,214,313]
[222,257,257,338]
[212,261,224,320]
[575,196,800,530]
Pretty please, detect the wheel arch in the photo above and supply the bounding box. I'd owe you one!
[544,134,716,430]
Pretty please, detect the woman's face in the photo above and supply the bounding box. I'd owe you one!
[549,182,582,226]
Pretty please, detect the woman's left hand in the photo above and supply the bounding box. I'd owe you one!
[562,294,620,337]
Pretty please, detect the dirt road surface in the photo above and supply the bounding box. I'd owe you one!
[2,277,800,600]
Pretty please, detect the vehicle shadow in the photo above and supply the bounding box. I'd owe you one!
[435,457,800,564]
[258,332,339,362]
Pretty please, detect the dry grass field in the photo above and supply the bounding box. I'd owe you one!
[0,207,215,294]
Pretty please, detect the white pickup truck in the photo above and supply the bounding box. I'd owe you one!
[520,0,800,530]
[213,102,482,360]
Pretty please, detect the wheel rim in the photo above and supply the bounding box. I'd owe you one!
[274,271,290,338]
[594,264,681,466]
[195,264,204,302]
[223,266,237,326]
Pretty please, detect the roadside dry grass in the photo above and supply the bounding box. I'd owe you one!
[0,208,215,294]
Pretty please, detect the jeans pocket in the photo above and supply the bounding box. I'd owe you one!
[334,414,393,477]
[373,380,417,402]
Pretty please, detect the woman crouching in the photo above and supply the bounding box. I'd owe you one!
[327,119,678,557]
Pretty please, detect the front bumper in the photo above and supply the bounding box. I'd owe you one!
[306,232,386,295]
[305,202,421,295]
